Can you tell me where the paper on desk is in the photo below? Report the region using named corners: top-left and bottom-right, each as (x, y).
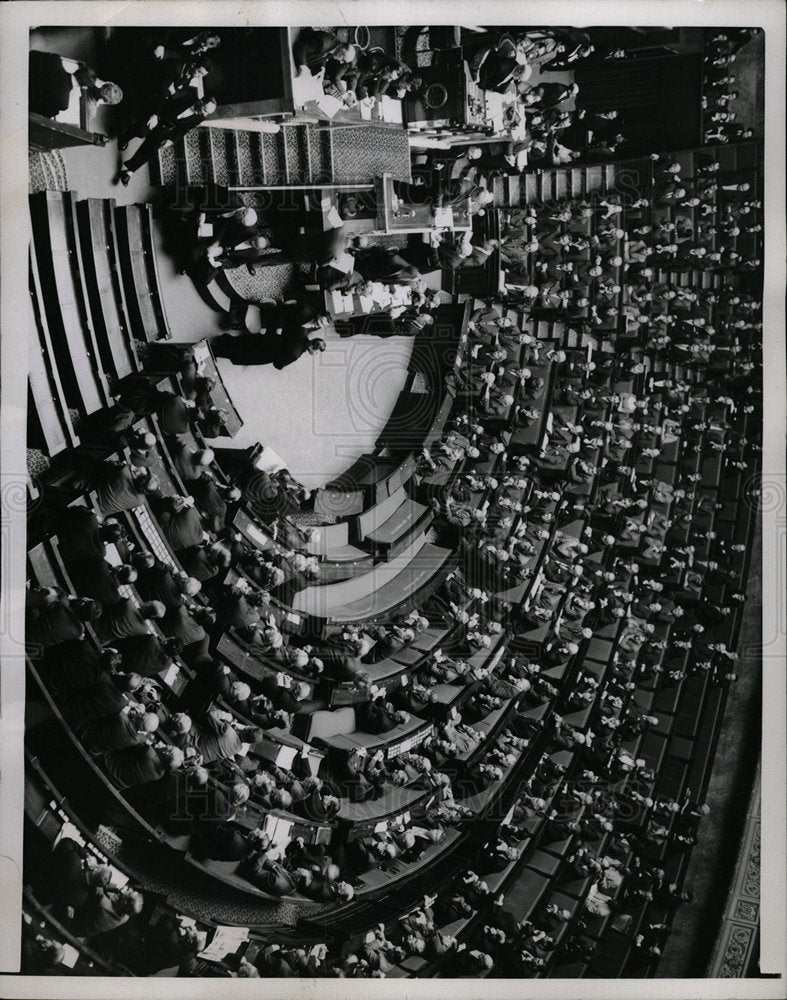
top-left (197, 222), bottom-right (214, 239)
top-left (252, 444), bottom-right (286, 473)
top-left (330, 290), bottom-right (347, 313)
top-left (433, 206), bottom-right (454, 228)
top-left (379, 96), bottom-right (403, 124)
top-left (265, 814), bottom-right (294, 846)
top-left (360, 99), bottom-right (373, 121)
top-left (197, 925), bottom-right (250, 962)
top-left (314, 93), bottom-right (344, 118)
top-left (59, 944), bottom-right (81, 969)
top-left (371, 283), bottom-right (391, 307)
top-left (54, 821), bottom-right (85, 848)
top-left (325, 206), bottom-right (345, 229)
top-left (359, 294), bottom-right (375, 313)
top-left (332, 250), bottom-right (355, 274)
top-left (109, 866), bottom-right (129, 889)
top-left (276, 744), bottom-right (298, 769)
top-left (161, 664), bottom-right (180, 688)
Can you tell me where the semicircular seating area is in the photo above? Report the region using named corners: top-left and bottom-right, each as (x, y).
top-left (22, 23), bottom-right (764, 982)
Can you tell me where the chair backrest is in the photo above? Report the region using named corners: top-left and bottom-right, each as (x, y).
top-left (302, 706), bottom-right (357, 743)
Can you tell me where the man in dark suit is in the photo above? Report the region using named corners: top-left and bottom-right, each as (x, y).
top-left (292, 28), bottom-right (355, 74)
top-left (344, 50), bottom-right (408, 99)
top-left (212, 313), bottom-right (328, 370)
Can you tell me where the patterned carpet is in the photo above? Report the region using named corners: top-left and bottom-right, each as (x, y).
top-left (328, 125), bottom-right (412, 184)
top-left (223, 261), bottom-right (305, 303)
top-left (91, 825), bottom-right (321, 928)
top-left (29, 150), bottom-right (69, 193)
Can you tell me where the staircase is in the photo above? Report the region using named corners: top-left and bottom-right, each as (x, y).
top-left (492, 158), bottom-right (651, 209)
top-left (153, 121), bottom-right (412, 197)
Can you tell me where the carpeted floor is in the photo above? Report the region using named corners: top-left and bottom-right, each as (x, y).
top-left (728, 34), bottom-right (765, 138)
top-left (203, 330), bottom-right (416, 489)
top-left (657, 511), bottom-right (763, 977)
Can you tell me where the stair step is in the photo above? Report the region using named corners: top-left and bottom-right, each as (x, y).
top-left (554, 171), bottom-right (570, 200)
top-left (155, 144), bottom-right (177, 186)
top-left (491, 174), bottom-right (507, 207)
top-left (306, 125), bottom-right (331, 185)
top-left (585, 165), bottom-right (604, 193)
top-left (182, 130), bottom-right (207, 186)
top-left (207, 129), bottom-right (230, 187)
top-left (506, 174), bottom-right (522, 207)
top-left (281, 125), bottom-right (308, 184)
top-left (259, 132), bottom-right (287, 184)
top-left (225, 130), bottom-right (242, 186)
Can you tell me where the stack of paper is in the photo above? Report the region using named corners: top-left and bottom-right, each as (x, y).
top-left (325, 206), bottom-right (345, 230)
top-left (332, 251), bottom-right (356, 274)
top-left (314, 94), bottom-right (344, 119)
top-left (433, 206), bottom-right (454, 228)
top-left (380, 96), bottom-right (404, 124)
top-left (252, 444), bottom-right (286, 473)
top-left (264, 814), bottom-right (294, 847)
top-left (275, 744), bottom-right (298, 770)
top-left (54, 821), bottom-right (85, 848)
top-left (59, 944), bottom-right (81, 970)
top-left (197, 925), bottom-right (250, 962)
top-left (371, 283), bottom-right (392, 307)
top-left (108, 866), bottom-right (129, 889)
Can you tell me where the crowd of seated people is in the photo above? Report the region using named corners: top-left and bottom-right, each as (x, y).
top-left (25, 19), bottom-right (763, 980)
top-left (292, 28), bottom-right (422, 107)
top-left (24, 275), bottom-right (761, 966)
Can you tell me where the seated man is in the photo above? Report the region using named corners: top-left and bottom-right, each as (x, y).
top-left (35, 837), bottom-right (112, 914)
top-left (133, 554), bottom-right (201, 609)
top-left (97, 598), bottom-right (166, 641)
top-left (89, 462), bottom-right (160, 517)
top-left (78, 706), bottom-right (160, 755)
top-left (292, 28), bottom-right (355, 75)
top-left (55, 507), bottom-right (127, 564)
top-left (72, 885), bottom-right (145, 940)
top-left (27, 594), bottom-right (102, 649)
top-left (107, 633), bottom-right (182, 677)
top-left (355, 695), bottom-right (410, 734)
top-left (65, 557), bottom-right (136, 608)
top-left (171, 709), bottom-right (262, 764)
top-left (103, 743), bottom-right (184, 791)
top-left (150, 494), bottom-right (206, 552)
top-left (42, 639), bottom-right (116, 697)
top-left (344, 50), bottom-right (409, 100)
